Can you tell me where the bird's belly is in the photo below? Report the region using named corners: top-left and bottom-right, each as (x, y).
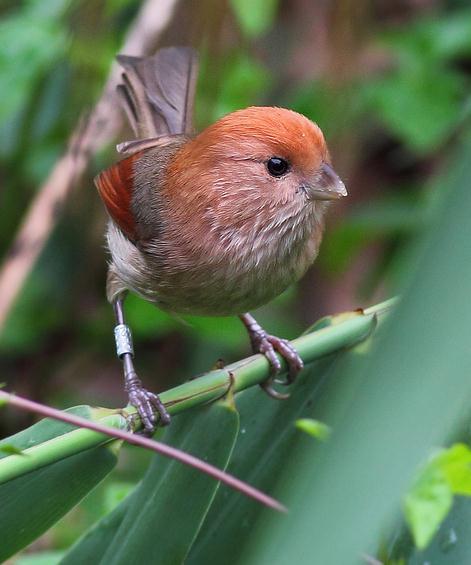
top-left (108, 218), bottom-right (321, 316)
top-left (144, 239), bottom-right (318, 316)
top-left (153, 267), bottom-right (288, 316)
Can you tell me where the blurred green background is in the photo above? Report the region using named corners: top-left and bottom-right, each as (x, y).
top-left (1, 0), bottom-right (471, 557)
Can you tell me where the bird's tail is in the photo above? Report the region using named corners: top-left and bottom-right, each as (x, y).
top-left (116, 47), bottom-right (199, 139)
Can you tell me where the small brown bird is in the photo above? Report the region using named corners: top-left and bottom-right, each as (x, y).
top-left (95, 47), bottom-right (347, 432)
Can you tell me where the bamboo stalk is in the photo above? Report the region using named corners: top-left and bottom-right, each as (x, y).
top-left (0, 301), bottom-right (396, 510)
top-left (161, 307), bottom-right (379, 415)
top-left (0, 414), bottom-right (125, 484)
top-left (0, 303), bottom-right (391, 481)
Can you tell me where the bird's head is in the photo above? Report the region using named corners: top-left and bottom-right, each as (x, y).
top-left (179, 106), bottom-right (346, 209)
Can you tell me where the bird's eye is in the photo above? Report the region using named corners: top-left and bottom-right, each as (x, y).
top-left (266, 157), bottom-right (289, 177)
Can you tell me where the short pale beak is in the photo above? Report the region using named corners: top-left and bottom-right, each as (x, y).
top-left (305, 162), bottom-right (348, 201)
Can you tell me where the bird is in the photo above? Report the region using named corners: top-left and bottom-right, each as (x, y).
top-left (95, 47), bottom-right (347, 433)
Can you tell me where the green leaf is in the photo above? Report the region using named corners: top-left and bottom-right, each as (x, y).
top-left (0, 406), bottom-right (118, 561)
top-left (295, 418), bottom-right (331, 441)
top-left (364, 10), bottom-right (471, 153)
top-left (366, 68), bottom-right (464, 153)
top-left (0, 444), bottom-right (26, 456)
top-left (391, 497), bottom-right (471, 563)
top-left (214, 52), bottom-right (271, 118)
top-left (230, 0), bottom-right (279, 37)
top-left (228, 133), bottom-right (471, 563)
top-left (382, 10), bottom-right (471, 63)
top-left (102, 481), bottom-right (135, 514)
top-left (437, 444), bottom-right (471, 496)
top-left (63, 402), bottom-right (239, 565)
top-left (402, 444), bottom-right (471, 549)
top-left (187, 356), bottom-right (339, 564)
top-left (0, 0), bottom-right (70, 126)
top-left (404, 457), bottom-right (453, 549)
top-left (60, 491), bottom-right (134, 564)
top-left (0, 405), bottom-right (101, 458)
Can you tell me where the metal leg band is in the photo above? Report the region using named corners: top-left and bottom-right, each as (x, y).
top-left (114, 324), bottom-right (134, 358)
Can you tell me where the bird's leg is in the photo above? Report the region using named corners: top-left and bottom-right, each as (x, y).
top-left (239, 313), bottom-right (304, 400)
top-left (113, 296), bottom-right (171, 432)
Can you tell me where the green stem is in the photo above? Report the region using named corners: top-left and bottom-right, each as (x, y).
top-left (0, 414), bottom-right (125, 484)
top-left (160, 309), bottom-right (378, 415)
top-left (0, 302), bottom-right (393, 489)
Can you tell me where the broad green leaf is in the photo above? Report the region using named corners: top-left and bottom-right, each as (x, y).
top-left (187, 355), bottom-right (341, 564)
top-left (63, 402), bottom-right (239, 565)
top-left (0, 406), bottom-right (118, 561)
top-left (60, 491), bottom-right (134, 564)
top-left (231, 134), bottom-right (471, 563)
top-left (0, 406), bottom-right (103, 457)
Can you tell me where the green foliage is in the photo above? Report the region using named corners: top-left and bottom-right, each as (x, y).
top-left (229, 0), bottom-right (279, 38)
top-left (404, 444), bottom-right (471, 549)
top-left (0, 407), bottom-right (118, 562)
top-left (321, 194), bottom-right (422, 274)
top-left (64, 402), bottom-right (238, 564)
top-left (0, 443), bottom-right (25, 455)
top-left (295, 418), bottom-right (331, 441)
top-left (234, 132), bottom-right (471, 564)
top-left (0, 0), bottom-right (70, 127)
top-left (0, 308), bottom-right (376, 561)
top-left (364, 10), bottom-right (471, 153)
top-left (186, 358), bottom-right (341, 564)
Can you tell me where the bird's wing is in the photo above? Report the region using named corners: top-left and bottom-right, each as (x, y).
top-left (116, 47), bottom-right (199, 139)
top-left (95, 151), bottom-right (139, 241)
top-left (95, 135), bottom-right (187, 241)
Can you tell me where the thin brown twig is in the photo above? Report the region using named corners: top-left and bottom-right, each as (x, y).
top-left (0, 390), bottom-right (286, 512)
top-left (0, 0), bottom-right (181, 331)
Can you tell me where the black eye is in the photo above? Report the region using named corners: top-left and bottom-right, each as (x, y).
top-left (266, 157), bottom-right (289, 177)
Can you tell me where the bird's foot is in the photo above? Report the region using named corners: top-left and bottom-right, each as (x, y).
top-left (259, 334), bottom-right (304, 383)
top-left (126, 378), bottom-right (171, 434)
top-left (255, 334), bottom-right (304, 398)
top-left (241, 313), bottom-right (303, 400)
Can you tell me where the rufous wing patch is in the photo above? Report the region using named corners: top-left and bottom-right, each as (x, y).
top-left (95, 154), bottom-right (137, 240)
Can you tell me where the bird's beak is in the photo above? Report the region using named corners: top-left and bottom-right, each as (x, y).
top-left (305, 162), bottom-right (347, 201)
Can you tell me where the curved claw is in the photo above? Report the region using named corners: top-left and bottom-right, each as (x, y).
top-left (269, 337), bottom-right (304, 385)
top-left (128, 386), bottom-right (171, 433)
top-left (257, 333), bottom-right (304, 387)
top-left (260, 378), bottom-right (291, 400)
